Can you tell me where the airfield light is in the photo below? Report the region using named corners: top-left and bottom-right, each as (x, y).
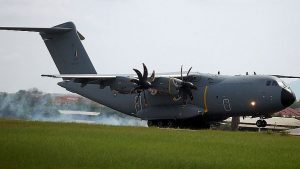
top-left (250, 101), bottom-right (256, 107)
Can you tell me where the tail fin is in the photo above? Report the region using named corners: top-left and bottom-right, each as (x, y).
top-left (0, 22), bottom-right (97, 74)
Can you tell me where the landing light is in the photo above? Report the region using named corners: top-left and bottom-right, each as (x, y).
top-left (250, 101), bottom-right (256, 106)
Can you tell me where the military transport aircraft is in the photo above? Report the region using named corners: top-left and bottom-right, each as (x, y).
top-left (0, 22), bottom-right (298, 129)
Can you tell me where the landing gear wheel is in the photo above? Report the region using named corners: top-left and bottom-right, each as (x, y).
top-left (157, 121), bottom-right (164, 128)
top-left (256, 119), bottom-right (267, 128)
top-left (262, 120), bottom-right (267, 127)
top-left (147, 120), bottom-right (154, 127)
top-left (166, 120), bottom-right (174, 128)
top-left (256, 119), bottom-right (263, 128)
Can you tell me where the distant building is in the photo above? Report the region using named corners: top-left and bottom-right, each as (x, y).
top-left (53, 95), bottom-right (81, 104)
top-left (274, 107), bottom-right (300, 118)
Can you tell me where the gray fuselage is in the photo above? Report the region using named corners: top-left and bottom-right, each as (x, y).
top-left (58, 73), bottom-right (295, 123)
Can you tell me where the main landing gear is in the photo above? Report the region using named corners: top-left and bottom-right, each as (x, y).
top-left (147, 120), bottom-right (176, 128)
top-left (256, 118), bottom-right (267, 128)
top-left (147, 119), bottom-right (211, 129)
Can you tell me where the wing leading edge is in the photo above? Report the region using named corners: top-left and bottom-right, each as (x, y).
top-left (271, 75), bottom-right (300, 79)
top-left (41, 73), bottom-right (192, 90)
top-left (41, 72), bottom-right (188, 79)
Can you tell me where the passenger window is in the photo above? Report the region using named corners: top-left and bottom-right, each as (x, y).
top-left (266, 81), bottom-right (271, 86)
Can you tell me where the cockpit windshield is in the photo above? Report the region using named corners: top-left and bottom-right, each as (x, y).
top-left (277, 80), bottom-right (288, 88)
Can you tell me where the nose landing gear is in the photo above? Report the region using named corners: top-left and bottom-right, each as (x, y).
top-left (256, 118), bottom-right (267, 128)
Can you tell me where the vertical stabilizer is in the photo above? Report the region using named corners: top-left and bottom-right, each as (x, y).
top-left (0, 22), bottom-right (97, 74)
top-left (40, 22), bottom-right (97, 74)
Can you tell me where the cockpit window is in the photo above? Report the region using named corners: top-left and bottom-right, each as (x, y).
top-left (266, 80), bottom-right (288, 88)
top-left (283, 81), bottom-right (288, 87)
top-left (272, 81), bottom-right (278, 86)
top-left (277, 80), bottom-right (287, 88)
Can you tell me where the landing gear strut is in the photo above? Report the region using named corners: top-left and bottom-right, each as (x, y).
top-left (147, 120), bottom-right (156, 127)
top-left (256, 118), bottom-right (267, 128)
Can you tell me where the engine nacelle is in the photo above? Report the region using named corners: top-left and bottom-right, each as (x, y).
top-left (110, 76), bottom-right (135, 94)
top-left (110, 76), bottom-right (183, 95)
top-left (151, 77), bottom-right (182, 95)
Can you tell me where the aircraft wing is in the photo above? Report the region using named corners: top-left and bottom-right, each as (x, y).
top-left (41, 72), bottom-right (191, 90)
top-left (271, 75), bottom-right (300, 79)
top-left (41, 72), bottom-right (188, 79)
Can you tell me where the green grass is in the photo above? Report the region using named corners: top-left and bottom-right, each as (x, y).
top-left (0, 119), bottom-right (299, 169)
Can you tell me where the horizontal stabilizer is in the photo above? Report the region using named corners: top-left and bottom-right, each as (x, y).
top-left (42, 74), bottom-right (117, 79)
top-left (0, 26), bottom-right (85, 40)
top-left (0, 27), bottom-right (72, 33)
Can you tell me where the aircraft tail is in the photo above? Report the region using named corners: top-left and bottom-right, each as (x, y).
top-left (0, 22), bottom-right (97, 74)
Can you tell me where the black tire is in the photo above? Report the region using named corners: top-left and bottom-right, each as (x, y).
top-left (262, 120), bottom-right (267, 128)
top-left (157, 121), bottom-right (164, 128)
top-left (147, 120), bottom-right (154, 127)
top-left (256, 120), bottom-right (263, 127)
top-left (166, 120), bottom-right (174, 128)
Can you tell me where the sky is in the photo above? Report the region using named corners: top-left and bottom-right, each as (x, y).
top-left (0, 0), bottom-right (300, 93)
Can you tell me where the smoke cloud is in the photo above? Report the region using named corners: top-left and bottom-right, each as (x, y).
top-left (0, 88), bottom-right (147, 127)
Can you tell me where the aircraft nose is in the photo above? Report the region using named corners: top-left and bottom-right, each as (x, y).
top-left (281, 88), bottom-right (296, 107)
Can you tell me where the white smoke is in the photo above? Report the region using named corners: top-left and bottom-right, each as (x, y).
top-left (0, 89), bottom-right (147, 127)
top-left (31, 111), bottom-right (147, 127)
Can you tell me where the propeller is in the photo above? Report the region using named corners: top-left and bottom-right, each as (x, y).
top-left (130, 63), bottom-right (155, 105)
top-left (173, 65), bottom-right (197, 103)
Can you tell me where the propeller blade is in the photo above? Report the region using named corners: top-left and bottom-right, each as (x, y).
top-left (187, 67), bottom-right (192, 76)
top-left (150, 70), bottom-right (155, 82)
top-left (181, 65), bottom-right (183, 80)
top-left (133, 69), bottom-right (143, 82)
top-left (172, 78), bottom-right (181, 88)
top-left (130, 79), bottom-right (139, 85)
top-left (142, 63), bottom-right (148, 82)
top-left (187, 82), bottom-right (197, 90)
top-left (187, 89), bottom-right (193, 101)
top-left (143, 91), bottom-right (148, 106)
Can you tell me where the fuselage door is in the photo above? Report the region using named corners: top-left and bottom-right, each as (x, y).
top-left (223, 98), bottom-right (231, 112)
